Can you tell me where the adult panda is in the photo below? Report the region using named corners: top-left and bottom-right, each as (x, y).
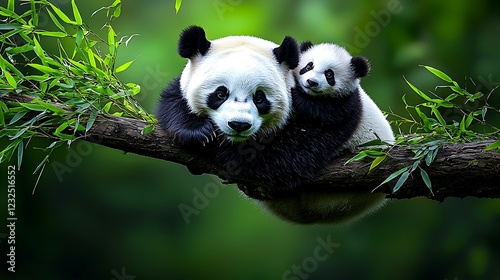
top-left (157, 26), bottom-right (309, 188)
top-left (156, 26), bottom-right (299, 147)
top-left (260, 42), bottom-right (395, 224)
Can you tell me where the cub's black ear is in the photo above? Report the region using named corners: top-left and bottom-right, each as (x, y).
top-left (178, 26), bottom-right (211, 59)
top-left (299, 41), bottom-right (313, 53)
top-left (273, 36), bottom-right (299, 69)
top-left (351, 56), bottom-right (370, 78)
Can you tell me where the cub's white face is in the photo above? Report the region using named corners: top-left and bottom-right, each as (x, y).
top-left (294, 43), bottom-right (360, 97)
top-left (180, 36), bottom-right (295, 142)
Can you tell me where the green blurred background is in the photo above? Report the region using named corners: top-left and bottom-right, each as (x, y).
top-left (1, 0), bottom-right (500, 279)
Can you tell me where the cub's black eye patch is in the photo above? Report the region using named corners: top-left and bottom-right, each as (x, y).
top-left (207, 86), bottom-right (229, 110)
top-left (299, 62), bottom-right (314, 75)
top-left (325, 69), bottom-right (335, 86)
top-left (253, 90), bottom-right (271, 114)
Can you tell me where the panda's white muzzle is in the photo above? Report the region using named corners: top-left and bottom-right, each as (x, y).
top-left (211, 100), bottom-right (262, 142)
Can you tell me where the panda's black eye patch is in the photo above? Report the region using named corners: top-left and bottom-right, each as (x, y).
top-left (325, 69), bottom-right (335, 86)
top-left (207, 86), bottom-right (229, 110)
top-left (253, 90), bottom-right (271, 115)
top-left (299, 62), bottom-right (314, 75)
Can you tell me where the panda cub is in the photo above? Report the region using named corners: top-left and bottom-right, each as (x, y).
top-left (295, 42), bottom-right (395, 151)
top-left (260, 42), bottom-right (395, 224)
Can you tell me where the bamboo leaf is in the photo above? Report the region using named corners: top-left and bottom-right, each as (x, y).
top-left (374, 167), bottom-right (409, 191)
top-left (445, 93), bottom-right (458, 102)
top-left (6, 44), bottom-right (34, 55)
top-left (485, 140), bottom-right (500, 151)
top-left (33, 154), bottom-right (50, 175)
top-left (17, 140), bottom-right (23, 169)
top-left (369, 155), bottom-right (386, 172)
top-left (49, 3), bottom-right (77, 25)
top-left (87, 48), bottom-right (96, 68)
top-left (9, 127), bottom-right (29, 140)
top-left (113, 3), bottom-right (121, 18)
top-left (86, 113), bottom-right (97, 132)
top-left (420, 168), bottom-right (433, 195)
top-left (393, 171), bottom-right (410, 193)
top-left (365, 149), bottom-right (386, 157)
top-left (459, 115), bottom-right (466, 132)
top-left (9, 111), bottom-right (28, 125)
top-left (405, 77), bottom-right (433, 102)
top-left (425, 150), bottom-right (435, 166)
top-left (422, 65), bottom-right (453, 83)
top-left (34, 100), bottom-right (66, 116)
top-left (71, 0), bottom-right (83, 25)
top-left (108, 26), bottom-right (116, 56)
top-left (115, 60), bottom-right (134, 73)
top-left (35, 31), bottom-right (68, 38)
top-left (431, 107), bottom-right (447, 126)
top-left (7, 0), bottom-right (14, 11)
top-left (141, 124), bottom-right (155, 135)
top-left (357, 139), bottom-right (391, 147)
top-left (465, 113), bottom-right (474, 128)
top-left (175, 0), bottom-right (182, 13)
top-left (102, 101), bottom-right (113, 113)
top-left (28, 63), bottom-right (60, 75)
top-left (54, 122), bottom-right (69, 135)
top-left (19, 103), bottom-right (46, 112)
top-left (32, 37), bottom-right (47, 62)
top-left (345, 151), bottom-right (367, 164)
top-left (482, 108), bottom-right (487, 121)
top-left (4, 69), bottom-right (17, 88)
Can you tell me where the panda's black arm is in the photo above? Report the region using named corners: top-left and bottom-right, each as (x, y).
top-left (156, 77), bottom-right (216, 146)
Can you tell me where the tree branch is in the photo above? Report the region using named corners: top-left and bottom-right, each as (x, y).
top-left (3, 94), bottom-right (500, 201)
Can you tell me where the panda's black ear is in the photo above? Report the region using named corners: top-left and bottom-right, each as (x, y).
top-left (273, 36), bottom-right (299, 69)
top-left (299, 41), bottom-right (313, 53)
top-left (351, 56), bottom-right (370, 78)
top-left (178, 26), bottom-right (211, 59)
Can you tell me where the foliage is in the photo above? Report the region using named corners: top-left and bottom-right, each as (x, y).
top-left (350, 66), bottom-right (500, 194)
top-left (0, 0), bottom-right (155, 183)
top-left (175, 0), bottom-right (182, 14)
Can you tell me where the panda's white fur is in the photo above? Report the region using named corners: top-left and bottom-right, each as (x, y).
top-left (260, 43), bottom-right (395, 224)
top-left (179, 35), bottom-right (296, 141)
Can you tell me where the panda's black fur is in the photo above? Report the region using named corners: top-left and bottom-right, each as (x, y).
top-left (235, 84), bottom-right (363, 198)
top-left (156, 27), bottom-right (366, 200)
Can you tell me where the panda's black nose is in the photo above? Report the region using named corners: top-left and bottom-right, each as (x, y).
top-left (307, 79), bottom-right (319, 88)
top-left (228, 121), bottom-right (252, 133)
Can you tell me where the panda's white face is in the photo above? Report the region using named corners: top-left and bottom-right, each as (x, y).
top-left (180, 36), bottom-right (295, 142)
top-left (295, 43), bottom-right (361, 97)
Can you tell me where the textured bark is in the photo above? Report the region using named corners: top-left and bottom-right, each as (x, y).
top-left (3, 94), bottom-right (500, 200)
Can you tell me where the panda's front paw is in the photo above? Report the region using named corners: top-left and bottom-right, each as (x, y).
top-left (174, 119), bottom-right (217, 146)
